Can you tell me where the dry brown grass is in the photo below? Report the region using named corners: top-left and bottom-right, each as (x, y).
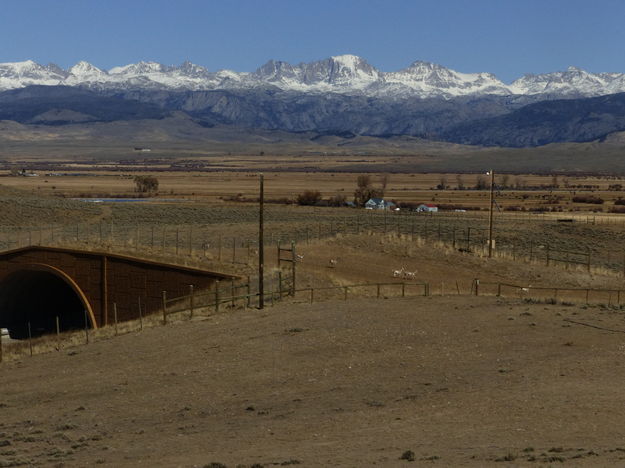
top-left (4, 168), bottom-right (625, 212)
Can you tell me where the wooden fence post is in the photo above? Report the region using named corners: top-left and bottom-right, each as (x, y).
top-left (401, 282), bottom-right (405, 297)
top-left (546, 245), bottom-right (550, 266)
top-left (28, 322), bottom-right (33, 356)
top-left (291, 240), bottom-right (296, 295)
top-left (246, 275), bottom-right (251, 308)
top-left (215, 281), bottom-right (220, 313)
top-left (162, 291), bottom-right (167, 325)
top-left (138, 297), bottom-right (143, 330)
top-left (56, 316), bottom-right (60, 351)
top-left (474, 279), bottom-right (479, 296)
top-left (377, 283), bottom-right (381, 298)
top-left (113, 303), bottom-right (118, 335)
top-left (84, 310), bottom-right (89, 344)
top-left (189, 284), bottom-right (195, 319)
top-left (310, 287), bottom-right (314, 304)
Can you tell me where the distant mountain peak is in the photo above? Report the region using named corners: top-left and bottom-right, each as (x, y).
top-left (0, 57), bottom-right (624, 98)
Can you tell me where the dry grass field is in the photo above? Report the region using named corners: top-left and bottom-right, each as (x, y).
top-left (4, 294), bottom-right (625, 467)
top-left (3, 162), bottom-right (625, 466)
top-left (2, 168), bottom-right (625, 213)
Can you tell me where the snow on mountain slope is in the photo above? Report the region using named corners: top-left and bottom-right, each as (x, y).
top-left (383, 61), bottom-right (510, 97)
top-left (510, 66), bottom-right (616, 96)
top-left (0, 60), bottom-right (66, 89)
top-left (0, 57), bottom-right (624, 99)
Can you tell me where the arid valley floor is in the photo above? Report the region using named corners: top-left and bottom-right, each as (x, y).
top-left (2, 164), bottom-right (625, 467)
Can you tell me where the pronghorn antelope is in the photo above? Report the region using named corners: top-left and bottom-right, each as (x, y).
top-left (296, 254), bottom-right (304, 262)
top-left (392, 267), bottom-right (405, 278)
top-left (329, 259), bottom-right (338, 268)
top-left (403, 270), bottom-right (417, 280)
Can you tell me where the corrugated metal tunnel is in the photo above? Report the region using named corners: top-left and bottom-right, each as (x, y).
top-left (0, 268), bottom-right (91, 339)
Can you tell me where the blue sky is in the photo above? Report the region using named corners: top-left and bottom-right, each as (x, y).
top-left (1, 0), bottom-right (624, 82)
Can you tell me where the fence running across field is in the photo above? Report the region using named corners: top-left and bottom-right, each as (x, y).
top-left (1, 209), bottom-right (625, 275)
top-left (3, 273), bottom-right (625, 364)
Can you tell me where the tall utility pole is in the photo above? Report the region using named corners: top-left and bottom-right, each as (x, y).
top-left (258, 174), bottom-right (265, 309)
top-left (488, 169), bottom-right (495, 258)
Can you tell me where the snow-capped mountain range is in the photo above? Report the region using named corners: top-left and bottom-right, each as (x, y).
top-left (1, 55), bottom-right (625, 99)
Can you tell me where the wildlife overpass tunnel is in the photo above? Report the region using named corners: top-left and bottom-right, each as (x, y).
top-left (0, 246), bottom-right (235, 339)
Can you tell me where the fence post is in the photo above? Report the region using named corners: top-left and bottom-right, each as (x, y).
top-left (377, 283), bottom-right (381, 298)
top-left (497, 283), bottom-right (502, 297)
top-left (114, 303), bottom-right (118, 335)
top-left (546, 245), bottom-right (550, 266)
top-left (162, 291), bottom-right (167, 325)
top-left (138, 297), bottom-right (143, 330)
top-left (291, 240), bottom-right (296, 295)
top-left (310, 287), bottom-right (314, 304)
top-left (28, 322), bottom-right (33, 356)
top-left (215, 281), bottom-right (220, 313)
top-left (56, 316), bottom-right (60, 351)
top-left (246, 275), bottom-right (251, 308)
top-left (401, 282), bottom-right (405, 297)
top-left (189, 284), bottom-right (195, 319)
top-left (474, 279), bottom-right (479, 296)
top-left (84, 310), bottom-right (89, 344)
top-left (231, 279), bottom-right (235, 307)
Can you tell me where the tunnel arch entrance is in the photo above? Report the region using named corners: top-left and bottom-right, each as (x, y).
top-left (0, 264), bottom-right (95, 339)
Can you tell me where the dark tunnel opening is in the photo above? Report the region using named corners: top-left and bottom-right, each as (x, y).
top-left (0, 269), bottom-right (91, 339)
